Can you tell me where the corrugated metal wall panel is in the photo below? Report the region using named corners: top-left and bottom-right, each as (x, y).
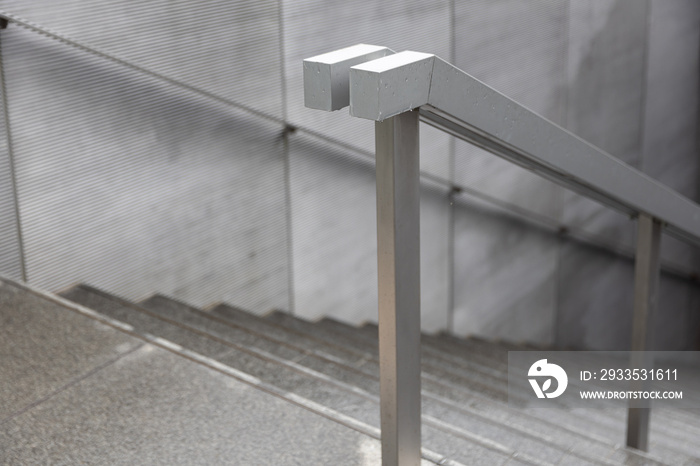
top-left (0, 38), bottom-right (21, 280)
top-left (0, 0), bottom-right (284, 119)
top-left (4, 25), bottom-right (289, 312)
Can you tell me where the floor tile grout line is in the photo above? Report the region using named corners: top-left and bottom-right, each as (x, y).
top-left (0, 342), bottom-right (145, 426)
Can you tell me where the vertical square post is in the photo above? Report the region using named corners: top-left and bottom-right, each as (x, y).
top-left (626, 213), bottom-right (661, 451)
top-left (375, 110), bottom-right (421, 465)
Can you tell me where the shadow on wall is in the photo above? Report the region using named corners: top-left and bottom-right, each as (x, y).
top-left (555, 0), bottom-right (700, 352)
top-left (558, 0), bottom-right (647, 254)
top-left (556, 237), bottom-right (700, 352)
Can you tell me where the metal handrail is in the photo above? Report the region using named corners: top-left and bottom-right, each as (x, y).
top-left (304, 44), bottom-right (692, 464)
top-left (307, 46), bottom-right (700, 246)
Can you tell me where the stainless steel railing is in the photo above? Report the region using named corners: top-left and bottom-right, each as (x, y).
top-left (304, 44), bottom-right (700, 464)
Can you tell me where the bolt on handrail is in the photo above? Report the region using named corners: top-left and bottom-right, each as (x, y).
top-left (303, 44), bottom-right (698, 463)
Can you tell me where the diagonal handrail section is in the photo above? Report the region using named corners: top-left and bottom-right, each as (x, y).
top-left (344, 50), bottom-right (700, 247)
top-left (304, 44), bottom-right (697, 462)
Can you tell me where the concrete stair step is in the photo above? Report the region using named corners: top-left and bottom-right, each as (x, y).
top-left (12, 268), bottom-right (697, 466)
top-left (0, 279), bottom-right (407, 466)
top-left (262, 315), bottom-right (535, 408)
top-left (262, 313), bottom-right (511, 403)
top-left (426, 333), bottom-right (700, 461)
top-left (57, 285), bottom-right (380, 426)
top-left (316, 318), bottom-right (514, 386)
top-left (202, 300), bottom-right (372, 368)
top-left (215, 306), bottom-right (603, 443)
top-left (332, 320), bottom-right (505, 383)
top-left (297, 318), bottom-right (700, 457)
top-left (360, 322), bottom-right (514, 377)
top-left (59, 286), bottom-right (693, 465)
top-left (141, 300), bottom-right (607, 465)
top-left (423, 336), bottom-right (700, 461)
top-left (258, 315), bottom-right (675, 464)
top-left (58, 286), bottom-right (524, 465)
top-left (431, 335), bottom-right (700, 451)
top-left (276, 317), bottom-right (611, 425)
top-left (263, 311), bottom-right (697, 464)
top-left (429, 337), bottom-right (700, 446)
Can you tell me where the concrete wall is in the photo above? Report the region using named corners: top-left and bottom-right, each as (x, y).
top-left (0, 0), bottom-right (698, 349)
top-left (556, 0), bottom-right (700, 351)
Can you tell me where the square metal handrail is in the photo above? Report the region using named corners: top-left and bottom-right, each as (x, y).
top-left (303, 44), bottom-right (700, 464)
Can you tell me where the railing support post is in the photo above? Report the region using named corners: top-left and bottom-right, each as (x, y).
top-left (375, 110), bottom-right (421, 466)
top-left (626, 213), bottom-right (661, 451)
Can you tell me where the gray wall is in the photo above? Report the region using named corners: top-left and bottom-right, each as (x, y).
top-left (0, 0), bottom-right (698, 350)
top-left (0, 50), bottom-right (20, 281)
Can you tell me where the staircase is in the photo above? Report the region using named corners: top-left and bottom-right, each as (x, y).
top-left (54, 283), bottom-right (700, 465)
top-left (2, 276), bottom-right (699, 464)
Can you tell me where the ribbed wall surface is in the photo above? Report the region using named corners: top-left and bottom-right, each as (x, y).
top-left (289, 131), bottom-right (450, 331)
top-left (1, 24), bottom-right (289, 311)
top-left (0, 42), bottom-right (20, 280)
top-left (0, 1), bottom-right (697, 347)
top-left (0, 0), bottom-right (284, 118)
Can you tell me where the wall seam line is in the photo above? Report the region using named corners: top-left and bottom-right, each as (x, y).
top-left (277, 0), bottom-right (296, 316)
top-left (0, 26), bottom-right (26, 282)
